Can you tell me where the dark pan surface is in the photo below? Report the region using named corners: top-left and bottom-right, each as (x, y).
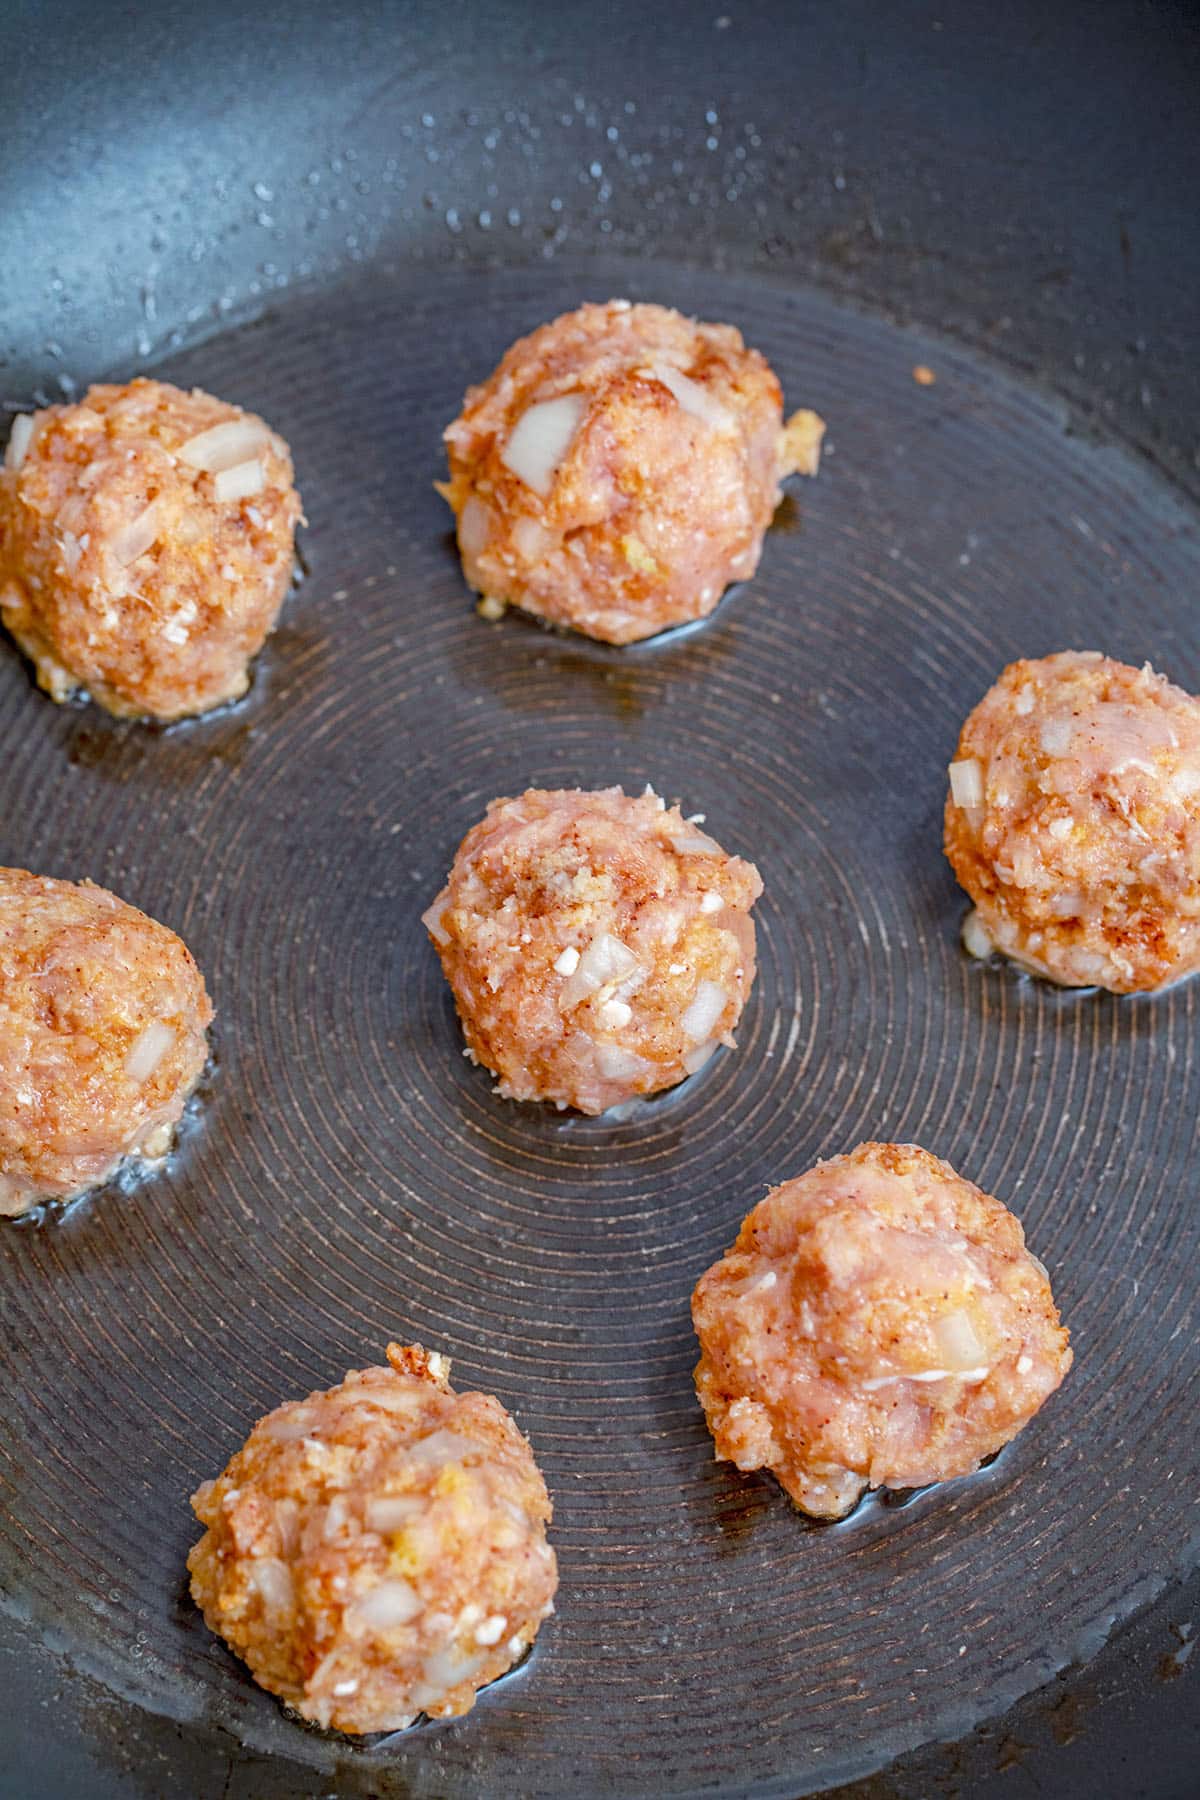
top-left (1, 261), bottom-right (1199, 1797)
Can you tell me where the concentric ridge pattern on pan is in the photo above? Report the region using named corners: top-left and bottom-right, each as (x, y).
top-left (0, 263), bottom-right (1198, 1798)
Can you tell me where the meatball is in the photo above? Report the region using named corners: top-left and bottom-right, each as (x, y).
top-left (423, 785), bottom-right (763, 1114)
top-left (188, 1343), bottom-right (558, 1735)
top-left (0, 867), bottom-right (213, 1215)
top-left (692, 1142), bottom-right (1071, 1519)
top-left (440, 299), bottom-right (824, 644)
top-left (944, 651), bottom-right (1200, 992)
top-left (0, 378), bottom-right (302, 720)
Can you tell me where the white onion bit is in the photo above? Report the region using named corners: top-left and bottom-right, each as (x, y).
top-left (682, 1038), bottom-right (719, 1075)
top-left (651, 362), bottom-right (736, 432)
top-left (682, 980), bottom-right (728, 1042)
top-left (596, 1043), bottom-right (649, 1080)
top-left (125, 1020), bottom-right (175, 1083)
top-left (365, 1495), bottom-right (424, 1532)
top-left (177, 417), bottom-right (269, 472)
top-left (408, 1428), bottom-right (482, 1465)
top-left (559, 931), bottom-right (640, 1008)
top-left (500, 393), bottom-right (586, 495)
top-left (354, 1578), bottom-right (421, 1630)
top-left (112, 500), bottom-right (160, 566)
top-left (671, 829), bottom-right (722, 856)
top-left (553, 945), bottom-right (580, 976)
top-left (1039, 718), bottom-right (1074, 756)
top-left (961, 909), bottom-right (994, 961)
top-left (214, 458), bottom-right (265, 503)
top-left (934, 1308), bottom-right (988, 1371)
top-left (5, 414), bottom-right (34, 472)
top-left (250, 1558), bottom-right (294, 1613)
top-left (948, 758), bottom-right (984, 809)
top-left (421, 896), bottom-right (451, 946)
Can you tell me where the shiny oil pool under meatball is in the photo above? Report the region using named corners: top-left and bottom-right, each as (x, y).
top-left (2, 265), bottom-right (1199, 1800)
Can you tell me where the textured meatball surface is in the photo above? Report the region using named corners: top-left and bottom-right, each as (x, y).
top-left (441, 299), bottom-right (823, 644)
top-left (0, 867), bottom-right (212, 1214)
top-left (0, 378), bottom-right (302, 720)
top-left (188, 1344), bottom-right (557, 1735)
top-left (424, 785), bottom-right (763, 1113)
top-left (944, 650), bottom-right (1200, 992)
top-left (692, 1142), bottom-right (1071, 1519)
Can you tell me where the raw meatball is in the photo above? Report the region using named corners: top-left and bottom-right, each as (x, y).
top-left (692, 1142), bottom-right (1071, 1519)
top-left (0, 378), bottom-right (302, 720)
top-left (188, 1343), bottom-right (557, 1735)
top-left (945, 650), bottom-right (1200, 991)
top-left (440, 299), bottom-right (824, 644)
top-left (0, 867), bottom-right (213, 1215)
top-left (423, 785), bottom-right (763, 1114)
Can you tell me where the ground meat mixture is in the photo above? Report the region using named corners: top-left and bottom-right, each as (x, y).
top-left (423, 785), bottom-right (763, 1113)
top-left (440, 299), bottom-right (824, 644)
top-left (692, 1142), bottom-right (1071, 1519)
top-left (944, 650), bottom-right (1200, 991)
top-left (0, 867), bottom-right (212, 1215)
top-left (188, 1344), bottom-right (557, 1735)
top-left (0, 378), bottom-right (302, 720)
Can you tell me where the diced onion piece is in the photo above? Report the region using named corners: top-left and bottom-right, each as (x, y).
top-left (652, 362), bottom-right (736, 432)
top-left (1039, 717), bottom-right (1073, 756)
top-left (500, 393), bottom-right (585, 495)
top-left (948, 758), bottom-right (984, 810)
top-left (934, 1308), bottom-right (988, 1371)
top-left (5, 414), bottom-right (34, 472)
top-left (112, 500), bottom-right (160, 566)
top-left (598, 997), bottom-right (632, 1029)
top-left (323, 1494), bottom-right (351, 1540)
top-left (264, 1408), bottom-right (316, 1442)
top-left (274, 1497), bottom-right (300, 1556)
top-left (682, 1038), bottom-right (718, 1075)
top-left (511, 514), bottom-right (548, 558)
top-left (671, 829), bottom-right (722, 856)
top-left (365, 1495), bottom-right (425, 1532)
top-left (553, 945), bottom-right (580, 976)
top-left (59, 530), bottom-right (82, 574)
top-left (682, 980), bottom-right (728, 1042)
top-left (420, 1646), bottom-right (487, 1692)
top-left (459, 494), bottom-right (491, 557)
top-left (177, 417), bottom-right (269, 472)
top-left (214, 458), bottom-right (265, 503)
top-left (342, 1387), bottom-right (424, 1416)
top-left (125, 1020), bottom-right (175, 1083)
top-left (354, 1578), bottom-right (421, 1630)
top-left (560, 931), bottom-right (641, 1008)
top-left (249, 1557), bottom-right (294, 1613)
top-left (474, 1614), bottom-right (507, 1646)
top-left (408, 1428), bottom-right (482, 1465)
top-left (421, 895), bottom-right (451, 946)
top-left (596, 1043), bottom-right (648, 1080)
top-left (961, 909), bottom-right (994, 961)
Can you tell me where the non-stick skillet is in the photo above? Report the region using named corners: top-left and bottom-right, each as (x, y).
top-left (1, 2), bottom-right (1197, 1796)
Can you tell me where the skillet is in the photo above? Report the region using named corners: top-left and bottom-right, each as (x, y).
top-left (1, 2), bottom-right (1198, 1795)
